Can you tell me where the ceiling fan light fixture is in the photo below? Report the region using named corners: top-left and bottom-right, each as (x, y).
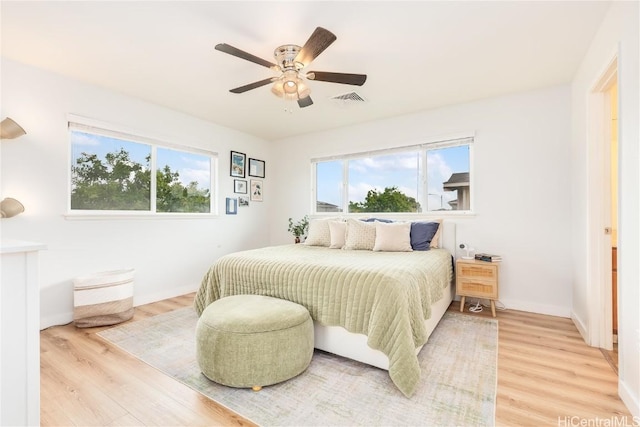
top-left (297, 81), bottom-right (311, 99)
top-left (272, 70), bottom-right (310, 101)
top-left (271, 79), bottom-right (297, 101)
top-left (271, 79), bottom-right (285, 97)
top-left (284, 80), bottom-right (298, 94)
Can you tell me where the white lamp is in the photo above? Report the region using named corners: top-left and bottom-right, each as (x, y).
top-left (1, 197), bottom-right (25, 218)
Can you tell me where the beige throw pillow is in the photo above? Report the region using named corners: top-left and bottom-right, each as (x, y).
top-left (343, 219), bottom-right (376, 250)
top-left (304, 218), bottom-right (333, 247)
top-left (429, 219), bottom-right (443, 248)
top-left (329, 221), bottom-right (347, 249)
top-left (373, 221), bottom-right (413, 252)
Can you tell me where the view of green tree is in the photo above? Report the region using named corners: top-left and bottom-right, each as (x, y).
top-left (156, 165), bottom-right (210, 213)
top-left (348, 186), bottom-right (420, 213)
top-left (71, 148), bottom-right (210, 212)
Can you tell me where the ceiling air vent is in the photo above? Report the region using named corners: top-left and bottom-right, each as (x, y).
top-left (331, 91), bottom-right (366, 103)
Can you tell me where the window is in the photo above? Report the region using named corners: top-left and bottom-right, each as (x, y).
top-left (426, 144), bottom-right (471, 211)
top-left (315, 160), bottom-right (343, 212)
top-left (69, 120), bottom-right (216, 214)
top-left (313, 136), bottom-right (472, 214)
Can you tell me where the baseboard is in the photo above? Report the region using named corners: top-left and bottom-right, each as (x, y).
top-left (494, 298), bottom-right (571, 318)
top-left (132, 283), bottom-right (200, 307)
top-left (571, 310), bottom-right (590, 345)
top-left (619, 378), bottom-right (640, 418)
top-left (41, 312), bottom-right (74, 330)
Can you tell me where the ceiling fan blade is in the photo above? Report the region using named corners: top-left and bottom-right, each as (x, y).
top-left (306, 71), bottom-right (367, 86)
top-left (294, 27), bottom-right (337, 67)
top-left (215, 43), bottom-right (276, 69)
top-left (298, 96), bottom-right (313, 108)
top-left (230, 77), bottom-right (276, 94)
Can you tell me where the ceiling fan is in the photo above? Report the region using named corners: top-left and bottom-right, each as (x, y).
top-left (215, 27), bottom-right (367, 108)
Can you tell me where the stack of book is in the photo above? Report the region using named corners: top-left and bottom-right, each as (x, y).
top-left (475, 253), bottom-right (502, 262)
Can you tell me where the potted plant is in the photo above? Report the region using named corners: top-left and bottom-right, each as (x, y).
top-left (288, 216), bottom-right (309, 243)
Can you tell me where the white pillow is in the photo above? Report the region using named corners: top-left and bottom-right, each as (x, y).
top-left (373, 221), bottom-right (413, 252)
top-left (304, 218), bottom-right (333, 247)
top-left (343, 219), bottom-right (376, 250)
top-left (328, 220), bottom-right (347, 249)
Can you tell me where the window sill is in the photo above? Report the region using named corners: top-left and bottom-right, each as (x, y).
top-left (311, 211), bottom-right (477, 219)
top-left (64, 212), bottom-right (220, 221)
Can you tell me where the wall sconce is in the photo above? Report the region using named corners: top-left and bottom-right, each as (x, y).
top-left (1, 198), bottom-right (25, 218)
top-left (0, 117), bottom-right (27, 140)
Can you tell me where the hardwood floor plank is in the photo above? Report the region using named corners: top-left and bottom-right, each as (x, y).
top-left (41, 294), bottom-right (254, 427)
top-left (40, 295), bottom-right (630, 426)
top-left (106, 413), bottom-right (145, 427)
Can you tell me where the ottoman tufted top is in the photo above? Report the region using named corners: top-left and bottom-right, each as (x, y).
top-left (200, 295), bottom-right (310, 334)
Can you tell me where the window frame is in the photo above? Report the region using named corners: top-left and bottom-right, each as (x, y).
top-left (311, 134), bottom-right (475, 216)
top-left (66, 115), bottom-right (218, 219)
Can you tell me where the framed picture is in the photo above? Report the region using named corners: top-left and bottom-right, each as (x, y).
top-left (238, 196), bottom-right (249, 207)
top-left (250, 179), bottom-right (263, 202)
top-left (234, 179), bottom-right (247, 194)
top-left (248, 158), bottom-right (265, 178)
top-left (225, 197), bottom-right (237, 214)
top-left (230, 151), bottom-right (246, 178)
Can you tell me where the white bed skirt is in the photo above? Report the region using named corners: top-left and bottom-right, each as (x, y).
top-left (313, 220), bottom-right (456, 370)
top-left (313, 282), bottom-right (454, 370)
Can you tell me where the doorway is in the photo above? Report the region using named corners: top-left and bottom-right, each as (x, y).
top-left (609, 81), bottom-right (618, 343)
top-left (600, 80), bottom-right (619, 373)
top-left (586, 55), bottom-right (617, 353)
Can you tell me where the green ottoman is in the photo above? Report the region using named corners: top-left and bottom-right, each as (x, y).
top-left (196, 295), bottom-right (314, 390)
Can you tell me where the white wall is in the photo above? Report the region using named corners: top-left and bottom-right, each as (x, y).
top-left (0, 59), bottom-right (272, 329)
top-left (570, 2), bottom-right (639, 417)
top-left (270, 85), bottom-right (573, 317)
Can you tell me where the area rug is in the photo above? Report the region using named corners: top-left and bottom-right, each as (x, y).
top-left (98, 307), bottom-right (498, 426)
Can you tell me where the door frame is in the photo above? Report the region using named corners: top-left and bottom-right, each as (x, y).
top-left (586, 53), bottom-right (618, 350)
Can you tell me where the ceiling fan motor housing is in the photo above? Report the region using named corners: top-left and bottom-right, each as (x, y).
top-left (274, 45), bottom-right (303, 71)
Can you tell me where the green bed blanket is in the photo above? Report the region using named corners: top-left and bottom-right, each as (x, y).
top-left (194, 244), bottom-right (453, 397)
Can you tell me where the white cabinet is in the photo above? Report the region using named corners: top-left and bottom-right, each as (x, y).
top-left (1, 239), bottom-right (45, 427)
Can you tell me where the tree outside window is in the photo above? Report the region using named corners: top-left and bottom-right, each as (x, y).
top-left (70, 128), bottom-right (214, 214)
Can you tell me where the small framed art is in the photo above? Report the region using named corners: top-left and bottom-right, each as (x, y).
top-left (225, 197), bottom-right (237, 215)
top-left (238, 196), bottom-right (249, 207)
top-left (248, 158), bottom-right (265, 178)
top-left (250, 179), bottom-right (263, 202)
top-left (234, 179), bottom-right (247, 194)
top-left (230, 151), bottom-right (246, 178)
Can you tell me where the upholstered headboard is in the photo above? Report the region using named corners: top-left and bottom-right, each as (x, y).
top-left (440, 220), bottom-right (456, 258)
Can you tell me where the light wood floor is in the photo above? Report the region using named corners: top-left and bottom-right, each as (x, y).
top-left (41, 294), bottom-right (631, 426)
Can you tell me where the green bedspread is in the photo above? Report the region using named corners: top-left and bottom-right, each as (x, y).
top-left (194, 244), bottom-right (453, 397)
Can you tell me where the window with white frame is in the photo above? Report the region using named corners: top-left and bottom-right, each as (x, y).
top-left (69, 121), bottom-right (216, 214)
top-left (313, 136), bottom-right (473, 214)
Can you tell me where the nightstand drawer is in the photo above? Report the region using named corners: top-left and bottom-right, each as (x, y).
top-left (457, 264), bottom-right (497, 280)
top-left (457, 278), bottom-right (498, 299)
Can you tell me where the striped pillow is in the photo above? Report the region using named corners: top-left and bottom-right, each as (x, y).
top-left (73, 269), bottom-right (135, 328)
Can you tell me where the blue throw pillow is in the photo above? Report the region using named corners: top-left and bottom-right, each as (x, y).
top-left (410, 221), bottom-right (440, 251)
top-left (361, 218), bottom-right (394, 223)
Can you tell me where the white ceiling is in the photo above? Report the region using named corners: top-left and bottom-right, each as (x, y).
top-left (1, 1), bottom-right (610, 141)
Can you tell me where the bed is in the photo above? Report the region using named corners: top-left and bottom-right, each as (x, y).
top-left (194, 220), bottom-right (455, 397)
